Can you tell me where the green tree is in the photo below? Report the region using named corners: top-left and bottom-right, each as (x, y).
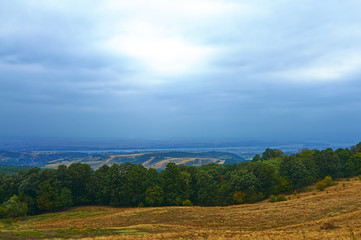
top-left (1, 195), bottom-right (28, 218)
top-left (344, 153), bottom-right (361, 177)
top-left (94, 165), bottom-right (110, 205)
top-left (252, 154), bottom-right (261, 162)
top-left (36, 181), bottom-right (56, 212)
top-left (276, 176), bottom-right (293, 193)
top-left (195, 170), bottom-right (218, 206)
top-left (55, 187), bottom-right (72, 210)
top-left (232, 191), bottom-right (246, 204)
top-left (335, 148), bottom-right (353, 177)
top-left (314, 148), bottom-right (341, 178)
top-left (68, 163), bottom-right (94, 205)
top-left (229, 168), bottom-right (262, 203)
top-left (279, 155), bottom-right (312, 189)
top-left (261, 148), bottom-right (284, 160)
top-left (229, 168), bottom-right (258, 192)
top-left (55, 165), bottom-right (71, 189)
top-left (145, 185), bottom-right (164, 206)
top-left (161, 163), bottom-right (191, 205)
top-left (297, 149), bottom-right (319, 182)
top-left (351, 142), bottom-right (361, 154)
top-left (245, 162), bottom-right (277, 195)
top-left (120, 163), bottom-right (148, 207)
top-left (18, 168), bottom-right (41, 214)
top-left (216, 184), bottom-right (232, 206)
top-left (102, 164), bottom-right (122, 206)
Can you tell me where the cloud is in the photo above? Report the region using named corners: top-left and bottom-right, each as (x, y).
top-left (268, 50), bottom-right (361, 83)
top-left (1, 0), bottom-right (361, 141)
top-left (102, 22), bottom-right (217, 74)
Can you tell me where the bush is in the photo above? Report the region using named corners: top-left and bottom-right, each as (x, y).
top-left (182, 200), bottom-right (193, 206)
top-left (269, 194), bottom-right (287, 203)
top-left (276, 194), bottom-right (287, 201)
top-left (320, 222), bottom-right (338, 230)
top-left (269, 195), bottom-right (276, 203)
top-left (0, 195), bottom-right (28, 219)
top-left (316, 176), bottom-right (336, 191)
top-left (232, 191), bottom-right (246, 204)
top-left (276, 177), bottom-right (293, 193)
top-left (0, 205), bottom-right (6, 218)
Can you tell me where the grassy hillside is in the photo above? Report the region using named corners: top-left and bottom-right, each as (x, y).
top-left (1, 177), bottom-right (361, 239)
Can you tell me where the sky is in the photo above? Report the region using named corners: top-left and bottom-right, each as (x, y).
top-left (1, 0), bottom-right (361, 143)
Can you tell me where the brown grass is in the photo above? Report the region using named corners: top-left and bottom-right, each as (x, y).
top-left (2, 177), bottom-right (361, 239)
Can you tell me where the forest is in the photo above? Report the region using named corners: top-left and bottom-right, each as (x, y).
top-left (1, 142), bottom-right (361, 219)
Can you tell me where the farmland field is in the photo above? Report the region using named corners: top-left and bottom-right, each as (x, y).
top-left (0, 150), bottom-right (244, 170)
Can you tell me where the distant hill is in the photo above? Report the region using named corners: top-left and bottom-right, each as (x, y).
top-left (0, 150), bottom-right (245, 169)
top-left (0, 165), bottom-right (33, 174)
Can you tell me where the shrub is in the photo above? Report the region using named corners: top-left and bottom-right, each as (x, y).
top-left (316, 176), bottom-right (336, 191)
top-left (269, 194), bottom-right (287, 202)
top-left (276, 194), bottom-right (287, 202)
top-left (182, 200), bottom-right (193, 206)
top-left (0, 195), bottom-right (28, 219)
top-left (328, 212), bottom-right (340, 217)
top-left (269, 195), bottom-right (276, 203)
top-left (276, 177), bottom-right (293, 193)
top-left (0, 205), bottom-right (6, 218)
top-left (320, 222), bottom-right (338, 230)
top-left (233, 191), bottom-right (246, 204)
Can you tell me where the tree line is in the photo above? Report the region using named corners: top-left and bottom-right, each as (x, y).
top-left (1, 142), bottom-right (361, 218)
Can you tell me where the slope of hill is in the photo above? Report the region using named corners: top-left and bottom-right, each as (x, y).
top-left (0, 150), bottom-right (244, 170)
top-left (0, 166), bottom-right (32, 174)
top-left (1, 177), bottom-right (361, 239)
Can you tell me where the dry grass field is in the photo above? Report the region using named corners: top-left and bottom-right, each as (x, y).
top-left (1, 177), bottom-right (361, 239)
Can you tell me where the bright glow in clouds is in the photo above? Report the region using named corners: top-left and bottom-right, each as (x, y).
top-left (98, 0), bottom-right (251, 74)
top-left (104, 21), bottom-right (216, 74)
top-left (102, 0), bottom-right (241, 19)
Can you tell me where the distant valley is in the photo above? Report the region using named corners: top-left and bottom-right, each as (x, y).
top-left (0, 150), bottom-right (244, 170)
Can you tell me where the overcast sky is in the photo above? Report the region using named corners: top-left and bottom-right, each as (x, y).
top-left (1, 0), bottom-right (361, 142)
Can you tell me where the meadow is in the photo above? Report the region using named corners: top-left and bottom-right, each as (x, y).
top-left (1, 176), bottom-right (361, 239)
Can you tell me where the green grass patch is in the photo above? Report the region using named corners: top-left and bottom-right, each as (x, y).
top-left (328, 212), bottom-right (341, 217)
top-left (114, 228), bottom-right (146, 235)
top-left (29, 208), bottom-right (108, 222)
top-left (52, 227), bottom-right (146, 238)
top-left (15, 231), bottom-right (47, 237)
top-left (2, 227), bottom-right (146, 239)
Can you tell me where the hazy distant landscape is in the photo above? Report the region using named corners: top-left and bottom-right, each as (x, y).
top-left (0, 149), bottom-right (244, 170)
top-left (0, 137), bottom-right (353, 153)
top-left (0, 138), bottom-right (354, 170)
